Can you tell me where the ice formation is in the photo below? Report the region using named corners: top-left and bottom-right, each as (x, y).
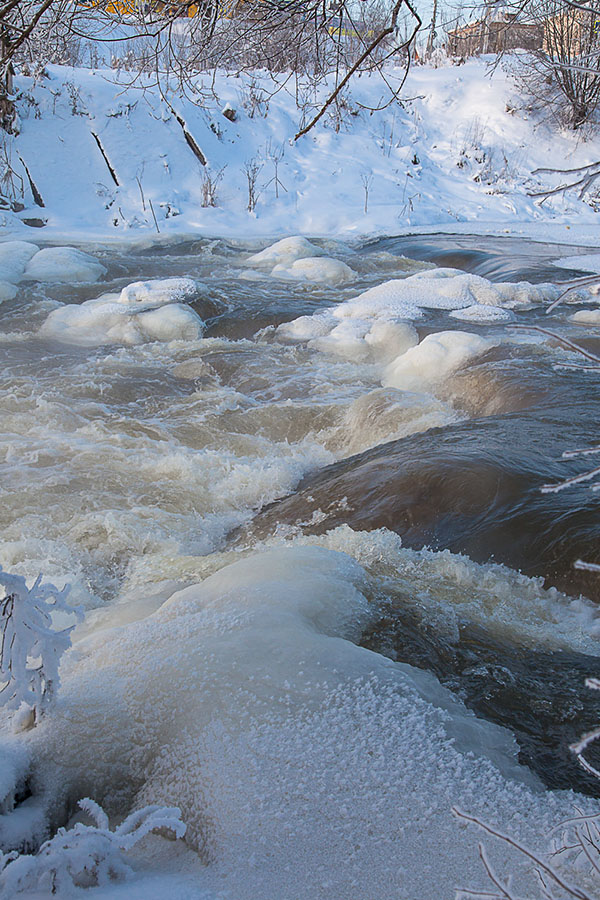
top-left (384, 331), bottom-right (495, 391)
top-left (23, 248), bottom-right (107, 284)
top-left (9, 542), bottom-right (596, 900)
top-left (271, 256), bottom-right (355, 285)
top-left (245, 236), bottom-right (326, 267)
top-left (0, 242), bottom-right (39, 285)
top-left (571, 308), bottom-right (600, 324)
top-left (40, 277), bottom-right (204, 346)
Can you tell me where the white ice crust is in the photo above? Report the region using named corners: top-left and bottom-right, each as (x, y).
top-left (271, 256), bottom-right (355, 285)
top-left (276, 268), bottom-right (558, 369)
top-left (384, 330), bottom-right (494, 391)
top-left (23, 247), bottom-right (107, 283)
top-left (0, 241), bottom-right (39, 285)
top-left (246, 236), bottom-right (326, 267)
top-left (571, 308), bottom-right (600, 324)
top-left (40, 277), bottom-right (203, 346)
top-left (18, 542), bottom-right (599, 900)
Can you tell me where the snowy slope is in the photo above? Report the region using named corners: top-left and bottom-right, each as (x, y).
top-left (1, 57), bottom-right (600, 244)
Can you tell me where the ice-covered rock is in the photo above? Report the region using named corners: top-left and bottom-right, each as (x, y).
top-left (0, 242), bottom-right (39, 285)
top-left (384, 331), bottom-right (495, 392)
top-left (450, 304), bottom-right (515, 323)
top-left (39, 277), bottom-right (204, 346)
top-left (23, 248), bottom-right (107, 284)
top-left (0, 282), bottom-right (18, 302)
top-left (117, 278), bottom-right (199, 307)
top-left (571, 308), bottom-right (600, 325)
top-left (246, 236), bottom-right (325, 267)
top-left (271, 256), bottom-right (356, 285)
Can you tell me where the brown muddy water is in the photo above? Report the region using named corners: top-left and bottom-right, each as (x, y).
top-left (2, 232), bottom-right (600, 797)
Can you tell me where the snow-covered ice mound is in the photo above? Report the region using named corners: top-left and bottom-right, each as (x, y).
top-left (246, 236), bottom-right (326, 267)
top-left (0, 241), bottom-right (39, 285)
top-left (23, 247), bottom-right (106, 283)
top-left (40, 277), bottom-right (204, 346)
top-left (271, 256), bottom-right (355, 285)
top-left (24, 541), bottom-right (599, 899)
top-left (450, 304), bottom-right (515, 323)
top-left (246, 236), bottom-right (355, 285)
top-left (384, 331), bottom-right (495, 392)
top-left (276, 268), bottom-right (563, 364)
top-left (571, 308), bottom-right (600, 325)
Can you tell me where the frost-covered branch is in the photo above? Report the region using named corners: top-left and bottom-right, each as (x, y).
top-left (0, 799), bottom-right (186, 897)
top-left (0, 567), bottom-right (81, 719)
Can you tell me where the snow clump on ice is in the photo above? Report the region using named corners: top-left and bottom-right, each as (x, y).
top-left (246, 236), bottom-right (326, 267)
top-left (276, 267), bottom-right (562, 366)
top-left (40, 277), bottom-right (204, 346)
top-left (271, 256), bottom-right (355, 285)
top-left (23, 247), bottom-right (107, 283)
top-left (383, 330), bottom-right (495, 391)
top-left (246, 236), bottom-right (356, 285)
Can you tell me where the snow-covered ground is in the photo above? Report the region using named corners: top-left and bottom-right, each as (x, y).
top-left (1, 56), bottom-right (600, 245)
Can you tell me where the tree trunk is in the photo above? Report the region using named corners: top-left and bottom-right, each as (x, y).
top-left (0, 23), bottom-right (16, 134)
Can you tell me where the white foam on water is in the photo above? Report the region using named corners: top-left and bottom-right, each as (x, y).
top-left (23, 247), bottom-right (107, 284)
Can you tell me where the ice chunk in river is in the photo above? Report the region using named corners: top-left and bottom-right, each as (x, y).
top-left (0, 282), bottom-right (17, 302)
top-left (246, 235), bottom-right (325, 267)
top-left (384, 330), bottom-right (495, 392)
top-left (40, 277), bottom-right (204, 346)
top-left (23, 247), bottom-right (107, 283)
top-left (271, 256), bottom-right (355, 285)
top-left (0, 241), bottom-right (39, 284)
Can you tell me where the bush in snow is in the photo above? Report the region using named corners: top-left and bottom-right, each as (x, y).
top-left (0, 799), bottom-right (186, 898)
top-left (0, 567), bottom-right (81, 721)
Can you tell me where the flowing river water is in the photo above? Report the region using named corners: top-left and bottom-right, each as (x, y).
top-left (2, 232), bottom-right (600, 897)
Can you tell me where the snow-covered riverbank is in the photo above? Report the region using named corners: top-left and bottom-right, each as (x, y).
top-left (2, 57), bottom-right (600, 245)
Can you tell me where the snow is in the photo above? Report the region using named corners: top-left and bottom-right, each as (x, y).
top-left (450, 303), bottom-right (515, 322)
top-left (0, 59), bottom-right (599, 243)
top-left (571, 308), bottom-right (600, 324)
top-left (40, 277), bottom-right (204, 346)
top-left (0, 243), bottom-right (39, 284)
top-left (276, 268), bottom-right (554, 366)
top-left (0, 284), bottom-right (17, 303)
top-left (384, 331), bottom-right (496, 392)
top-left (117, 278), bottom-right (199, 307)
top-left (271, 256), bottom-right (356, 285)
top-left (246, 236), bottom-right (326, 267)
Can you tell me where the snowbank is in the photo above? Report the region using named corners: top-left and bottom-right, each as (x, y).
top-left (40, 277), bottom-right (204, 346)
top-left (3, 60), bottom-right (600, 241)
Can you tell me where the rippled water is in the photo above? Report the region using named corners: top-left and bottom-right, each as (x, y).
top-left (2, 231), bottom-right (600, 812)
